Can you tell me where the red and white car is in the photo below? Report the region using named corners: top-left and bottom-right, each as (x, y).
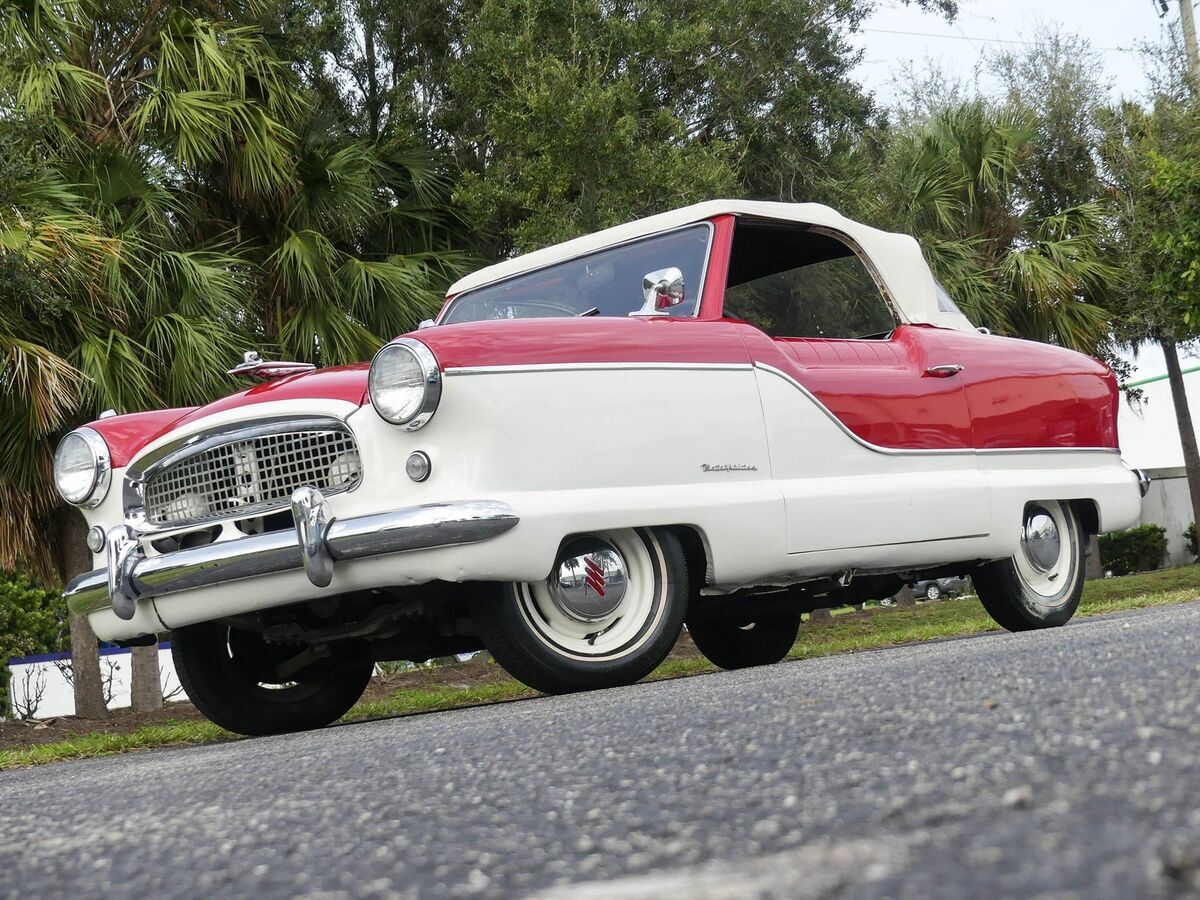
top-left (58, 200), bottom-right (1147, 735)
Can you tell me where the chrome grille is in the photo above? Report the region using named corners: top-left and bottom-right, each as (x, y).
top-left (142, 427), bottom-right (361, 527)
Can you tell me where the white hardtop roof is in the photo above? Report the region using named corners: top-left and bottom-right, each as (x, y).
top-left (446, 199), bottom-right (973, 331)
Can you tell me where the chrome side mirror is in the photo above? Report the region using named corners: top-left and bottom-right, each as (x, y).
top-left (631, 267), bottom-right (685, 317)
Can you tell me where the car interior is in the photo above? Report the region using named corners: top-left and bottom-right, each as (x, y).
top-left (722, 219), bottom-right (897, 340)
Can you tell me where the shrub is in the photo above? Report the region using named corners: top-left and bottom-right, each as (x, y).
top-left (1185, 523), bottom-right (1197, 559)
top-left (0, 572), bottom-right (67, 718)
top-left (1098, 525), bottom-right (1168, 577)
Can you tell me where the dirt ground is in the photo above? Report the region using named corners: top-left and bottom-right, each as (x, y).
top-left (0, 628), bottom-right (720, 752)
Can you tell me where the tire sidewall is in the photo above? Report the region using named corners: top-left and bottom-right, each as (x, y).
top-left (1012, 501), bottom-right (1083, 625)
top-left (977, 501), bottom-right (1086, 631)
top-left (172, 622), bottom-right (372, 735)
top-left (477, 528), bottom-right (688, 692)
top-left (687, 610), bottom-right (801, 670)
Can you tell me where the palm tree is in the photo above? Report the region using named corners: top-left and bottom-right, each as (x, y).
top-left (0, 0), bottom-right (465, 576)
top-left (880, 101), bottom-right (1113, 353)
top-left (2, 0), bottom-right (466, 714)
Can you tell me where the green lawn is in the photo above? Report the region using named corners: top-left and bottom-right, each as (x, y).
top-left (3, 566), bottom-right (1197, 771)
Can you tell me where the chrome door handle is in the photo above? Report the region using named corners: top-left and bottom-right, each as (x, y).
top-left (926, 364), bottom-right (964, 378)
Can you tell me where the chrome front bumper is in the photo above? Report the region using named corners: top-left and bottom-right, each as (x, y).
top-left (64, 489), bottom-right (519, 620)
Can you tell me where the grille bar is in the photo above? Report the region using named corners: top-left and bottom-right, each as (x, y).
top-left (142, 427), bottom-right (361, 528)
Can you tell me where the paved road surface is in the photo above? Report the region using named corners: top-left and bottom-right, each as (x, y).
top-left (3, 602), bottom-right (1200, 898)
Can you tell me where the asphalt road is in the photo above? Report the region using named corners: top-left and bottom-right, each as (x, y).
top-left (3, 602), bottom-right (1200, 899)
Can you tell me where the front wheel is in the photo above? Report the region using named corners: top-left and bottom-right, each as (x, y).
top-left (924, 583), bottom-right (942, 601)
top-left (687, 610), bottom-right (801, 670)
top-left (172, 622), bottom-right (373, 736)
top-left (975, 500), bottom-right (1085, 632)
top-left (471, 528), bottom-right (688, 694)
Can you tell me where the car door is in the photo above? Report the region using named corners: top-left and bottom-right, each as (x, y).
top-left (721, 217), bottom-right (992, 557)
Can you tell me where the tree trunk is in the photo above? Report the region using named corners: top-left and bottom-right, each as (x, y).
top-left (1161, 337), bottom-right (1200, 528)
top-left (130, 643), bottom-right (162, 712)
top-left (57, 509), bottom-right (107, 719)
top-left (363, 6), bottom-right (381, 140)
top-left (1085, 535), bottom-right (1104, 580)
top-left (67, 613), bottom-right (107, 719)
top-left (809, 607), bottom-right (831, 620)
top-left (895, 584), bottom-right (917, 608)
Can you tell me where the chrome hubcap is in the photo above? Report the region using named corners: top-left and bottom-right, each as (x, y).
top-left (548, 540), bottom-right (628, 623)
top-left (1021, 507), bottom-right (1061, 572)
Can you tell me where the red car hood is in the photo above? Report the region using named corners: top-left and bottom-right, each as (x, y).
top-left (89, 364), bottom-right (370, 467)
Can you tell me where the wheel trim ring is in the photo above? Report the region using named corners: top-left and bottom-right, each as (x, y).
top-left (515, 529), bottom-right (667, 661)
top-left (1013, 501), bottom-right (1076, 604)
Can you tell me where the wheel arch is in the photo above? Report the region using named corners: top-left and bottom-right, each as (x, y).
top-left (662, 524), bottom-right (712, 601)
top-left (1067, 498), bottom-right (1100, 536)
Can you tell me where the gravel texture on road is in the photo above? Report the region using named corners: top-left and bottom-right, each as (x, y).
top-left (3, 602), bottom-right (1199, 899)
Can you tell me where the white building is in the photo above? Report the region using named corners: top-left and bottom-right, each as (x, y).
top-left (1118, 364), bottom-right (1200, 567)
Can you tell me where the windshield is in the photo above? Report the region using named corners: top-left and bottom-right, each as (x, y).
top-left (441, 224), bottom-right (712, 324)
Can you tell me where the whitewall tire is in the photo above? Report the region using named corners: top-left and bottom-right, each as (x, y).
top-left (975, 500), bottom-right (1085, 631)
top-left (471, 528), bottom-right (688, 694)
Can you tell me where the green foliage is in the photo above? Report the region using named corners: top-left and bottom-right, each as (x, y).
top-left (878, 99), bottom-right (1113, 352)
top-left (0, 571), bottom-right (67, 718)
top-left (1098, 96), bottom-right (1200, 347)
top-left (1185, 523), bottom-right (1197, 559)
top-left (0, 0), bottom-right (465, 578)
top-left (297, 0), bottom-right (953, 255)
top-left (1098, 525), bottom-right (1168, 577)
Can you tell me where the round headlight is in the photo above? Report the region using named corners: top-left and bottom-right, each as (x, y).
top-left (53, 428), bottom-right (111, 508)
top-left (368, 338), bottom-right (441, 429)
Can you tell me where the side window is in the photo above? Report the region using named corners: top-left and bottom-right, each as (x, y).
top-left (722, 222), bottom-right (896, 339)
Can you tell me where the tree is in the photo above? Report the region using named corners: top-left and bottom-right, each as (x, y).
top-left (286, 0), bottom-right (956, 255)
top-left (990, 29), bottom-right (1111, 223)
top-left (0, 0), bottom-right (465, 570)
top-left (1100, 97), bottom-right (1200, 533)
top-left (1, 0), bottom-right (465, 714)
top-left (877, 101), bottom-right (1113, 353)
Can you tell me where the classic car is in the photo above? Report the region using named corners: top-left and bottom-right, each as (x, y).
top-left (57, 200), bottom-right (1148, 735)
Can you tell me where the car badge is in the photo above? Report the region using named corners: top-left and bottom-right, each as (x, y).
top-left (583, 555), bottom-right (607, 598)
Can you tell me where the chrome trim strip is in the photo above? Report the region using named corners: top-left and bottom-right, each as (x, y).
top-left (755, 362), bottom-right (1121, 457)
top-left (787, 532), bottom-right (990, 555)
top-left (444, 362), bottom-right (753, 376)
top-left (65, 499), bottom-right (520, 619)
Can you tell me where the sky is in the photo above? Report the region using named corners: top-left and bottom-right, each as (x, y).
top-left (853, 0), bottom-right (1188, 383)
top-left (854, 0), bottom-right (1172, 106)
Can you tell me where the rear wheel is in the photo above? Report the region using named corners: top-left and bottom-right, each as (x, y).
top-left (471, 528), bottom-right (688, 694)
top-left (172, 622), bottom-right (373, 736)
top-left (924, 583), bottom-right (942, 601)
top-left (975, 500), bottom-right (1085, 631)
top-left (687, 610), bottom-right (801, 670)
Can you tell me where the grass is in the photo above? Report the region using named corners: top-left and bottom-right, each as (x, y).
top-left (3, 566), bottom-right (1198, 771)
top-left (0, 721), bottom-right (229, 769)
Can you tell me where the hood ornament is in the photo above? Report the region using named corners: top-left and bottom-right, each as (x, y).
top-left (227, 351), bottom-right (316, 381)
